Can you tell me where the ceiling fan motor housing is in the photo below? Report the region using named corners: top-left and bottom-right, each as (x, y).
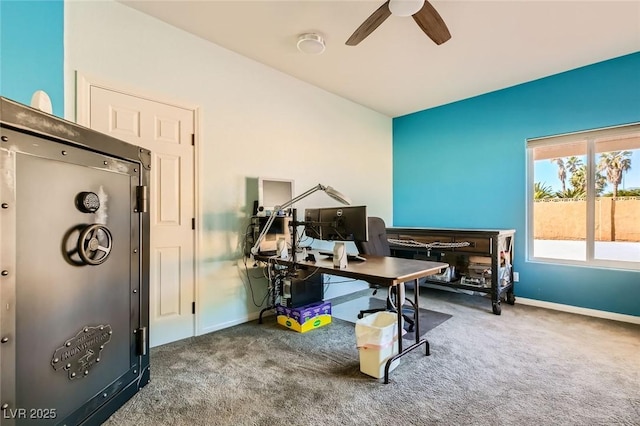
top-left (389, 0), bottom-right (425, 17)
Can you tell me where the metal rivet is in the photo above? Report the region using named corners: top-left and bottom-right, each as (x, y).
top-left (108, 330), bottom-right (112, 335)
top-left (133, 249), bottom-right (138, 253)
top-left (104, 161), bottom-right (108, 165)
top-left (1, 203), bottom-right (8, 209)
top-left (96, 358), bottom-right (100, 362)
top-left (1, 337), bottom-right (8, 343)
top-left (133, 208), bottom-right (138, 213)
top-left (1, 403), bottom-right (8, 410)
top-left (133, 329), bottom-right (137, 334)
top-left (133, 369), bottom-right (137, 374)
top-left (84, 370), bottom-right (89, 375)
top-left (84, 327), bottom-right (89, 333)
top-left (61, 151), bottom-right (67, 156)
top-left (65, 341), bottom-right (71, 347)
top-left (66, 363), bottom-right (71, 369)
top-left (100, 345), bottom-right (104, 350)
top-left (100, 326), bottom-right (104, 330)
top-left (53, 358), bottom-right (59, 363)
top-left (133, 289), bottom-right (138, 294)
top-left (134, 168), bottom-right (138, 172)
top-left (103, 393), bottom-right (108, 398)
top-left (1, 136), bottom-right (8, 142)
top-left (1, 271), bottom-right (8, 277)
top-left (70, 372), bottom-right (76, 378)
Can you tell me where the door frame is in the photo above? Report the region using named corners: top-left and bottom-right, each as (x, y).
top-left (75, 71), bottom-right (202, 338)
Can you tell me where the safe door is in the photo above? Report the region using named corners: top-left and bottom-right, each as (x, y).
top-left (0, 97), bottom-right (151, 425)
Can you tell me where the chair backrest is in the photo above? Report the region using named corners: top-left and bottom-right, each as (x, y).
top-left (355, 217), bottom-right (391, 256)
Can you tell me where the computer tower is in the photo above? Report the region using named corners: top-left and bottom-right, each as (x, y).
top-left (283, 269), bottom-right (324, 308)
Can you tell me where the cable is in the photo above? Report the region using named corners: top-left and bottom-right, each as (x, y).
top-left (239, 256), bottom-right (269, 308)
top-left (238, 219), bottom-right (274, 308)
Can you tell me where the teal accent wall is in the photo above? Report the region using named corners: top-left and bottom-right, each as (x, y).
top-left (0, 0), bottom-right (64, 117)
top-left (393, 52), bottom-right (640, 317)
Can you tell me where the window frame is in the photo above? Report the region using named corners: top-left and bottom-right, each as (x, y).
top-left (526, 122), bottom-right (640, 271)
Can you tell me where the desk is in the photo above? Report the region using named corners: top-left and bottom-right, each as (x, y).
top-left (386, 227), bottom-right (515, 314)
top-left (258, 251), bottom-right (447, 383)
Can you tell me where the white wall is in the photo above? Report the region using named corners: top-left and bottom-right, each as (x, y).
top-left (64, 1), bottom-right (391, 337)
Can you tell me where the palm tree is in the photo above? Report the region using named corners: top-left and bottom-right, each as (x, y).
top-left (566, 156), bottom-right (584, 193)
top-left (569, 164), bottom-right (607, 195)
top-left (565, 156), bottom-right (583, 175)
top-left (534, 182), bottom-right (554, 199)
top-left (550, 158), bottom-right (567, 193)
top-left (598, 151), bottom-right (632, 198)
top-left (597, 150), bottom-right (632, 241)
top-left (570, 165), bottom-right (586, 192)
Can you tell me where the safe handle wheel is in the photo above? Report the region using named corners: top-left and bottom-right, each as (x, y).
top-left (78, 224), bottom-right (113, 265)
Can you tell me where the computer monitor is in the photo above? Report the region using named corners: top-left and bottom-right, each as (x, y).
top-left (304, 206), bottom-right (368, 242)
top-left (303, 208), bottom-right (321, 240)
top-left (257, 177), bottom-right (294, 215)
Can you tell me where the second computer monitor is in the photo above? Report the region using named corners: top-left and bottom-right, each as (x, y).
top-left (310, 205), bottom-right (368, 242)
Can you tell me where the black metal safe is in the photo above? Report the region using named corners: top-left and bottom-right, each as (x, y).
top-left (0, 97), bottom-right (151, 425)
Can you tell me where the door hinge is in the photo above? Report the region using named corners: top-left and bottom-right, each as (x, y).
top-left (191, 134), bottom-right (195, 146)
top-left (135, 327), bottom-right (147, 356)
top-left (192, 218), bottom-right (195, 230)
top-left (192, 302), bottom-right (196, 315)
top-left (135, 186), bottom-right (148, 213)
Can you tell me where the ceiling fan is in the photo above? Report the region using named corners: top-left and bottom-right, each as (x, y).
top-left (346, 0), bottom-right (451, 46)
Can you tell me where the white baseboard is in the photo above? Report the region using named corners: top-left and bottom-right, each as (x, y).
top-left (516, 297), bottom-right (640, 325)
top-left (198, 310), bottom-right (271, 336)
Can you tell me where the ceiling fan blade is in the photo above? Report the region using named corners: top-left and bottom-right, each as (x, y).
top-left (346, 1), bottom-right (392, 46)
top-left (412, 0), bottom-right (451, 45)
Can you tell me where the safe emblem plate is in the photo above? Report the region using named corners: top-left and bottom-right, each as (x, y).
top-left (51, 325), bottom-right (113, 380)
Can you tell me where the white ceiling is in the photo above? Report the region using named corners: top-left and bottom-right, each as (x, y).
top-left (120, 0), bottom-right (640, 118)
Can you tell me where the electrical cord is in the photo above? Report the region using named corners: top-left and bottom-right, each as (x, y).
top-left (237, 221), bottom-right (277, 308)
top-left (239, 254), bottom-right (270, 308)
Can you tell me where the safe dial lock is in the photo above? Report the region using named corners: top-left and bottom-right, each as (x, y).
top-left (76, 191), bottom-right (100, 213)
top-left (77, 224), bottom-right (113, 265)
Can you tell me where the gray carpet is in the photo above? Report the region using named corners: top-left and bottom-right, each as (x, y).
top-left (104, 287), bottom-right (640, 426)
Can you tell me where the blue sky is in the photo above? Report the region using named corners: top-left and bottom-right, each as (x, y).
top-left (535, 149), bottom-right (640, 192)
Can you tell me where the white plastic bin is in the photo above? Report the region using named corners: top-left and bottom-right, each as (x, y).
top-left (355, 311), bottom-right (400, 378)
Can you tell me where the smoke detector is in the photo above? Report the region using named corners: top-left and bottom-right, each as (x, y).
top-left (297, 33), bottom-right (325, 55)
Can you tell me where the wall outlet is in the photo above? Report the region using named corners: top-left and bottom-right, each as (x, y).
top-left (513, 272), bottom-right (520, 282)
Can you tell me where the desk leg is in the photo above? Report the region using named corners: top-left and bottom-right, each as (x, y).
top-left (415, 278), bottom-right (430, 356)
top-left (383, 279), bottom-right (430, 384)
top-left (397, 283), bottom-right (403, 354)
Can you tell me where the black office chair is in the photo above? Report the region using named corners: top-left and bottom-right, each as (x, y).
top-left (355, 217), bottom-right (415, 332)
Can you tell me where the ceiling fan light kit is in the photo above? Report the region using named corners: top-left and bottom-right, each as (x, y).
top-left (389, 0), bottom-right (425, 17)
top-left (297, 33), bottom-right (326, 55)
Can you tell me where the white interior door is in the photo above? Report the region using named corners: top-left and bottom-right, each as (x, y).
top-left (82, 85), bottom-right (196, 347)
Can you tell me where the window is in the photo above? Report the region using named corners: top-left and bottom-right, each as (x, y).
top-left (527, 123), bottom-right (640, 269)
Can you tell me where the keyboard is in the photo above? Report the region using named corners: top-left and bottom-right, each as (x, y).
top-left (317, 249), bottom-right (366, 262)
